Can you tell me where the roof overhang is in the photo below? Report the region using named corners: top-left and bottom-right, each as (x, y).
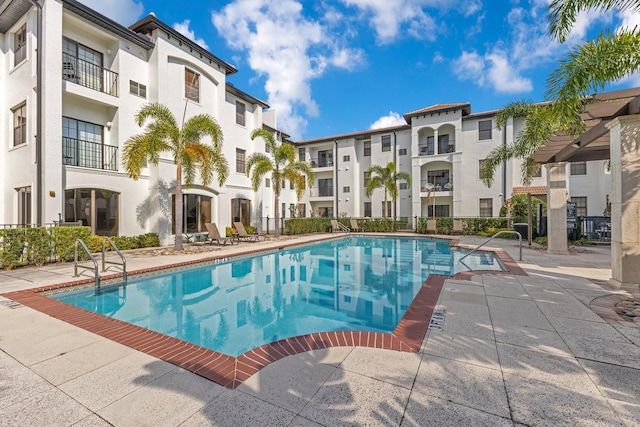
top-left (533, 87), bottom-right (640, 164)
top-left (0, 0), bottom-right (32, 33)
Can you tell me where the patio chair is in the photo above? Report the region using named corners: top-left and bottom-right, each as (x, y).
top-left (233, 221), bottom-right (264, 242)
top-left (452, 219), bottom-right (464, 235)
top-left (331, 220), bottom-right (349, 233)
top-left (349, 219), bottom-right (362, 232)
top-left (205, 223), bottom-right (233, 246)
top-left (426, 219), bottom-right (437, 234)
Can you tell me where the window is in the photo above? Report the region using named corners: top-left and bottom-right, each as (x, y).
top-left (17, 186), bottom-right (31, 226)
top-left (364, 202), bottom-right (372, 217)
top-left (426, 169), bottom-right (450, 189)
top-left (344, 295), bottom-right (352, 303)
top-left (571, 196), bottom-right (587, 216)
top-left (231, 198), bottom-right (251, 225)
top-left (290, 181), bottom-right (294, 189)
top-left (63, 38), bottom-right (104, 92)
top-left (478, 159), bottom-right (486, 179)
top-left (129, 80), bottom-right (146, 98)
top-left (381, 135), bottom-right (391, 152)
top-left (479, 120), bottom-right (492, 140)
top-left (344, 264), bottom-right (351, 272)
top-left (533, 166), bottom-right (542, 177)
top-left (343, 155), bottom-right (350, 162)
top-left (318, 178), bottom-right (333, 197)
top-left (427, 205), bottom-right (450, 218)
top-left (479, 198), bottom-right (493, 217)
top-left (236, 148), bottom-right (245, 173)
top-left (570, 162), bottom-right (587, 175)
top-left (363, 140), bottom-right (371, 156)
top-left (438, 134), bottom-right (454, 153)
top-left (290, 265), bottom-right (295, 281)
top-left (265, 178), bottom-right (270, 187)
top-left (298, 147), bottom-right (305, 161)
top-left (282, 180), bottom-right (286, 189)
top-left (343, 186), bottom-right (350, 193)
top-left (171, 194), bottom-right (211, 234)
top-left (399, 148), bottom-right (407, 156)
top-left (62, 117), bottom-right (112, 170)
top-left (282, 202), bottom-right (286, 218)
top-left (14, 24), bottom-right (26, 66)
top-left (65, 188), bottom-right (119, 235)
top-left (382, 201), bottom-right (392, 217)
top-left (12, 103), bottom-right (27, 146)
top-left (185, 68), bottom-right (200, 102)
top-left (399, 182), bottom-right (408, 190)
top-left (236, 101), bottom-right (245, 126)
top-left (299, 265), bottom-right (307, 281)
top-left (317, 150), bottom-right (333, 167)
top-left (364, 171), bottom-right (370, 187)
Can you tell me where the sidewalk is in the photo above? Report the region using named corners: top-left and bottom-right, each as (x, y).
top-left (1, 236), bottom-right (639, 426)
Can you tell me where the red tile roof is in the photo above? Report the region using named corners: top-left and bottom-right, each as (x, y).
top-left (512, 186), bottom-right (547, 195)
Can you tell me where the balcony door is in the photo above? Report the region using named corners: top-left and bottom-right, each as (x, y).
top-left (63, 38), bottom-right (103, 91)
top-left (63, 117), bottom-right (107, 169)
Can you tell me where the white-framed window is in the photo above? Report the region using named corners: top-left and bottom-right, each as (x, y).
top-left (14, 23), bottom-right (27, 66)
top-left (570, 162), bottom-right (587, 175)
top-left (343, 155), bottom-right (350, 162)
top-left (399, 148), bottom-right (407, 155)
top-left (363, 140), bottom-right (371, 156)
top-left (381, 135), bottom-right (391, 152)
top-left (571, 196), bottom-right (587, 216)
top-left (298, 147), bottom-right (305, 161)
top-left (399, 182), bottom-right (408, 190)
top-left (129, 80), bottom-right (147, 98)
top-left (236, 101), bottom-right (245, 126)
top-left (12, 103), bottom-right (27, 147)
top-left (479, 120), bottom-right (492, 140)
top-left (17, 186), bottom-right (31, 226)
top-left (185, 68), bottom-right (200, 102)
top-left (343, 186), bottom-right (350, 193)
top-left (478, 159), bottom-right (486, 179)
top-left (235, 148), bottom-right (245, 173)
top-left (265, 178), bottom-right (270, 187)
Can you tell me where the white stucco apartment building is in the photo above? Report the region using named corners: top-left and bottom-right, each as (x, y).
top-left (1, 0), bottom-right (610, 242)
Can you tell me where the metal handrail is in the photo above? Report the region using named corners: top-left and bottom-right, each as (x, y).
top-left (102, 237), bottom-right (127, 286)
top-left (74, 239), bottom-right (100, 290)
top-left (334, 221), bottom-right (350, 232)
top-left (459, 230), bottom-right (522, 262)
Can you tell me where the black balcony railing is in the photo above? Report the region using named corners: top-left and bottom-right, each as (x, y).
top-left (420, 179), bottom-right (453, 192)
top-left (310, 186), bottom-right (334, 197)
top-left (62, 52), bottom-right (118, 96)
top-left (63, 137), bottom-right (118, 171)
top-left (310, 156), bottom-right (334, 168)
top-left (418, 141), bottom-right (455, 155)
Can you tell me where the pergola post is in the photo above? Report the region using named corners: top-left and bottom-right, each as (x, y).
top-left (607, 115), bottom-right (640, 290)
top-left (545, 162), bottom-right (569, 254)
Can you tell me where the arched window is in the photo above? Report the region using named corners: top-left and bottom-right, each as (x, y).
top-left (64, 189), bottom-right (119, 235)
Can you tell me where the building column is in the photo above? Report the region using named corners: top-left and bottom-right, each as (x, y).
top-left (607, 115), bottom-right (640, 290)
top-left (433, 130), bottom-right (439, 155)
top-left (545, 162), bottom-right (568, 254)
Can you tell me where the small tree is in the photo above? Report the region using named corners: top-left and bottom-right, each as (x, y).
top-left (365, 162), bottom-right (411, 218)
top-left (123, 103), bottom-right (229, 251)
top-left (246, 129), bottom-right (314, 238)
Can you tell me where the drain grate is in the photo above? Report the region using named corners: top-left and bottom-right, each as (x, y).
top-left (428, 309), bottom-right (446, 330)
top-left (0, 300), bottom-right (23, 309)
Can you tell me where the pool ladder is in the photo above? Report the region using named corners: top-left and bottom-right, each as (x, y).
top-left (459, 230), bottom-right (523, 263)
top-left (74, 237), bottom-right (127, 294)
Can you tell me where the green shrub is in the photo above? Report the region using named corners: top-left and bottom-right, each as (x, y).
top-left (0, 229), bottom-right (27, 270)
top-left (417, 217), bottom-right (510, 235)
top-left (24, 227), bottom-right (49, 266)
top-left (50, 226), bottom-right (91, 262)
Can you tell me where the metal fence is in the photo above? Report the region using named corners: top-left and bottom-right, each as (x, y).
top-left (575, 216), bottom-right (611, 242)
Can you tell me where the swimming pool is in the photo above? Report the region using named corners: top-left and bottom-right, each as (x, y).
top-left (50, 236), bottom-right (503, 357)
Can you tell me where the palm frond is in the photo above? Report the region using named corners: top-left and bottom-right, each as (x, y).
top-left (251, 128), bottom-right (278, 154)
top-left (246, 154), bottom-right (274, 191)
top-left (182, 114), bottom-right (224, 150)
top-left (135, 102), bottom-right (177, 129)
top-left (495, 100), bottom-right (536, 130)
top-left (480, 144), bottom-right (517, 187)
top-left (520, 156), bottom-right (541, 186)
top-left (122, 134), bottom-right (155, 180)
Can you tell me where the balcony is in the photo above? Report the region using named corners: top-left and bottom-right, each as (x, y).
top-left (418, 141), bottom-right (456, 156)
top-left (62, 52), bottom-right (118, 97)
top-left (310, 156), bottom-right (334, 168)
top-left (420, 179), bottom-right (453, 193)
top-left (63, 137), bottom-right (118, 171)
top-left (309, 187), bottom-right (334, 197)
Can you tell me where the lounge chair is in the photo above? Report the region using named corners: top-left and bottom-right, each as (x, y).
top-left (452, 219), bottom-right (464, 235)
top-left (233, 221), bottom-right (265, 242)
top-left (349, 219), bottom-right (362, 232)
top-left (331, 219), bottom-right (349, 233)
top-left (205, 223), bottom-right (233, 245)
top-left (426, 219), bottom-right (437, 234)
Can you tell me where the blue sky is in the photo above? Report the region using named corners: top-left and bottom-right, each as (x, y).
top-left (82, 1), bottom-right (639, 140)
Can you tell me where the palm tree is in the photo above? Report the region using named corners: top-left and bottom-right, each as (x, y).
top-left (546, 0), bottom-right (640, 135)
top-left (123, 102), bottom-right (229, 251)
top-left (365, 162), bottom-right (411, 218)
top-left (246, 129), bottom-right (314, 238)
top-left (479, 100), bottom-right (559, 187)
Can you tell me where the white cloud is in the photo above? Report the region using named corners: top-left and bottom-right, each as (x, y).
top-left (370, 112), bottom-right (406, 129)
top-left (78, 0), bottom-right (144, 26)
top-left (339, 0), bottom-right (482, 44)
top-left (486, 52), bottom-right (532, 93)
top-left (212, 0), bottom-right (364, 139)
top-left (172, 20), bottom-right (209, 50)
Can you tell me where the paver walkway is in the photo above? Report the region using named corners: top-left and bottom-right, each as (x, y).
top-left (1, 235), bottom-right (639, 426)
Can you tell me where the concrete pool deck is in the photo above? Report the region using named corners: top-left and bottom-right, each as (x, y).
top-left (1, 234), bottom-right (639, 426)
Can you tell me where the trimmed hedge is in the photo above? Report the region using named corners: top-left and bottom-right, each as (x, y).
top-left (284, 218), bottom-right (407, 235)
top-left (0, 227), bottom-right (160, 270)
top-left (416, 217), bottom-right (510, 235)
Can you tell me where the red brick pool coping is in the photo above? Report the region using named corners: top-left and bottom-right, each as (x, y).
top-left (1, 236), bottom-right (526, 389)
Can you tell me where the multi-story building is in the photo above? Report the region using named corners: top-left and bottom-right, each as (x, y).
top-left (297, 103), bottom-right (611, 221)
top-left (0, 0), bottom-right (299, 242)
top-left (1, 0), bottom-right (611, 243)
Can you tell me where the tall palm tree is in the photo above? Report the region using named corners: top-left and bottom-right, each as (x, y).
top-left (480, 100), bottom-right (559, 187)
top-left (246, 129), bottom-right (314, 238)
top-left (365, 162), bottom-right (411, 218)
top-left (546, 0), bottom-right (640, 135)
top-left (123, 102), bottom-right (229, 251)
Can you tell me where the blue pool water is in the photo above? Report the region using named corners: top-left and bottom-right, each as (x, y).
top-left (50, 236), bottom-right (504, 357)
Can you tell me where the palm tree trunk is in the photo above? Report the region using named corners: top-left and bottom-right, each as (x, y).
top-left (274, 193), bottom-right (280, 239)
top-left (175, 159), bottom-right (184, 251)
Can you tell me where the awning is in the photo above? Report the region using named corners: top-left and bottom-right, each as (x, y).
top-left (512, 186), bottom-right (547, 196)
